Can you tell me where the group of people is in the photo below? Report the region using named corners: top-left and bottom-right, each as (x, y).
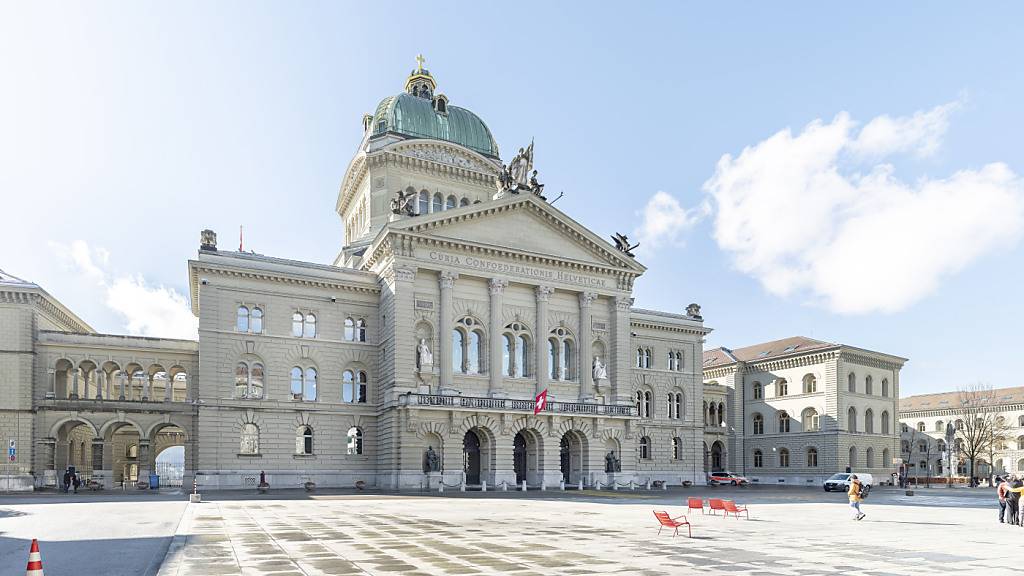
top-left (997, 476), bottom-right (1024, 525)
top-left (61, 469), bottom-right (81, 493)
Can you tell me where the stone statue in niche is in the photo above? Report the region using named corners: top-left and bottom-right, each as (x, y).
top-left (605, 450), bottom-right (621, 473)
top-left (423, 446), bottom-right (441, 473)
top-left (417, 339), bottom-right (433, 369)
top-left (592, 356), bottom-right (608, 383)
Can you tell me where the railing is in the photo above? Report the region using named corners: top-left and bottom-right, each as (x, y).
top-left (405, 393), bottom-right (637, 417)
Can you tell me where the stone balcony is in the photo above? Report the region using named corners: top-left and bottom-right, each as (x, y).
top-left (400, 393), bottom-right (637, 418)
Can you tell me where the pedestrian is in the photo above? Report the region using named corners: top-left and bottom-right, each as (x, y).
top-left (72, 472), bottom-right (80, 494)
top-left (848, 474), bottom-right (865, 521)
top-left (997, 476), bottom-right (1009, 523)
top-left (62, 470), bottom-right (70, 493)
top-left (1007, 475), bottom-right (1022, 526)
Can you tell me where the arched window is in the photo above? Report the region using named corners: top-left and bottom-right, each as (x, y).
top-left (848, 407), bottom-right (857, 432)
top-left (636, 348), bottom-right (644, 368)
top-left (752, 413), bottom-right (764, 435)
top-left (1019, 416), bottom-right (1024, 427)
top-left (347, 427), bottom-right (363, 455)
top-left (1019, 459), bottom-right (1024, 472)
top-left (779, 448), bottom-right (790, 467)
top-left (251, 307), bottom-right (262, 333)
top-left (1017, 436), bottom-right (1024, 450)
top-left (935, 420), bottom-right (944, 432)
top-left (882, 448), bottom-right (891, 469)
top-left (881, 378), bottom-right (889, 397)
top-left (644, 391), bottom-right (652, 419)
top-left (240, 423), bottom-right (259, 455)
top-left (864, 409), bottom-right (874, 434)
top-left (802, 374), bottom-right (817, 394)
top-left (459, 197), bottom-right (470, 207)
top-left (639, 436), bottom-right (651, 459)
top-left (667, 392), bottom-right (683, 420)
top-left (849, 446), bottom-right (857, 468)
top-left (708, 402), bottom-right (717, 425)
top-left (667, 351), bottom-right (676, 371)
top-left (672, 437), bottom-right (682, 460)
top-left (916, 421), bottom-right (925, 432)
top-left (718, 402), bottom-right (725, 425)
top-left (881, 411), bottom-right (890, 434)
top-left (235, 362), bottom-right (249, 398)
top-left (807, 447), bottom-right (818, 467)
top-left (345, 317), bottom-right (355, 340)
top-left (503, 322), bottom-right (531, 377)
top-left (778, 411), bottom-right (790, 433)
top-left (292, 312), bottom-right (303, 337)
top-left (753, 449), bottom-right (763, 468)
top-left (453, 317), bottom-right (484, 374)
top-left (237, 306), bottom-right (249, 331)
top-left (802, 408), bottom-right (820, 432)
top-left (290, 367), bottom-right (316, 401)
top-left (342, 369), bottom-right (367, 403)
top-left (356, 318), bottom-right (367, 342)
top-left (549, 327), bottom-right (575, 380)
top-left (866, 447), bottom-right (875, 468)
top-left (304, 367), bottom-right (317, 401)
top-left (937, 439), bottom-right (946, 452)
top-left (675, 351), bottom-right (684, 371)
top-left (290, 367), bottom-right (302, 399)
top-left (901, 440), bottom-right (910, 454)
top-left (635, 390), bottom-right (652, 418)
top-left (418, 191), bottom-right (429, 214)
top-left (432, 192), bottom-right (443, 212)
top-left (955, 419), bottom-right (964, 430)
top-left (848, 372), bottom-right (856, 393)
top-left (304, 314), bottom-right (316, 338)
top-left (446, 195), bottom-right (457, 210)
top-left (776, 379), bottom-right (788, 397)
top-left (865, 375), bottom-right (873, 395)
top-left (296, 426), bottom-right (313, 455)
top-left (644, 348), bottom-right (653, 369)
top-left (752, 382), bottom-right (762, 400)
top-left (637, 391), bottom-right (646, 418)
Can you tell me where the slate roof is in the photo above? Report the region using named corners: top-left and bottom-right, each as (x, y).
top-left (900, 385), bottom-right (1024, 412)
top-left (703, 336), bottom-right (837, 369)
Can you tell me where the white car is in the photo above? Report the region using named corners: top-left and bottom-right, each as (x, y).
top-left (823, 473), bottom-right (874, 493)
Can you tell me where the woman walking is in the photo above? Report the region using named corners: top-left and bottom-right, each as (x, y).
top-left (848, 474), bottom-right (865, 521)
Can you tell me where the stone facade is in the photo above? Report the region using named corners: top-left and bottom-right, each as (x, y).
top-left (704, 336), bottom-right (907, 485)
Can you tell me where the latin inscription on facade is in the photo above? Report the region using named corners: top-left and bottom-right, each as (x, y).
top-left (427, 251), bottom-right (607, 288)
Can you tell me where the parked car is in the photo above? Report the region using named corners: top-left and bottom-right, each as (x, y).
top-left (823, 472), bottom-right (874, 494)
top-left (708, 472), bottom-right (749, 486)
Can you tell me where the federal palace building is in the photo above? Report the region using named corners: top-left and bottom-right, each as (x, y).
top-left (0, 61), bottom-right (910, 491)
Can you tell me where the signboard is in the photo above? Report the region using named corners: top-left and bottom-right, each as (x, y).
top-left (8, 439), bottom-right (15, 462)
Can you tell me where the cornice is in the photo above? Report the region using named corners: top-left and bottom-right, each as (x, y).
top-left (0, 289), bottom-right (92, 334)
top-left (629, 318), bottom-right (709, 337)
top-left (839, 349), bottom-right (906, 371)
top-left (899, 403), bottom-right (1024, 418)
top-left (190, 262), bottom-right (380, 298)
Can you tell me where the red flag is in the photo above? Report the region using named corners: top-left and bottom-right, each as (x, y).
top-left (534, 389), bottom-right (548, 415)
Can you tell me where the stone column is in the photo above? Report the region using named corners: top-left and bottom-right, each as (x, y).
top-left (488, 278), bottom-right (508, 397)
top-left (534, 286), bottom-right (553, 397)
top-left (438, 271), bottom-right (457, 392)
top-left (143, 375), bottom-right (151, 401)
top-left (611, 296), bottom-right (633, 404)
top-left (70, 369), bottom-right (79, 399)
top-left (164, 374), bottom-right (173, 402)
top-left (40, 438), bottom-right (57, 488)
top-left (183, 374), bottom-right (191, 402)
top-left (91, 438), bottom-right (104, 471)
top-left (138, 439), bottom-right (152, 483)
top-left (47, 369), bottom-right (56, 399)
top-left (578, 292), bottom-right (596, 401)
top-left (95, 371), bottom-right (105, 400)
top-left (119, 372), bottom-right (127, 401)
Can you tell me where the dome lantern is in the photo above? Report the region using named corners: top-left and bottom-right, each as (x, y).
top-left (405, 54), bottom-right (436, 100)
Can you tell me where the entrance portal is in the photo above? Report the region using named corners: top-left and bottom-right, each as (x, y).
top-left (514, 433), bottom-right (527, 483)
top-left (559, 431), bottom-right (586, 484)
top-left (711, 441), bottom-right (724, 472)
top-left (463, 430), bottom-right (481, 485)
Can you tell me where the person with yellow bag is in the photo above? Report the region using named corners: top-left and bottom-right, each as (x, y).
top-left (848, 474), bottom-right (866, 521)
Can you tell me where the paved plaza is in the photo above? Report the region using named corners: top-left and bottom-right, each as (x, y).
top-left (2, 486), bottom-right (1022, 575)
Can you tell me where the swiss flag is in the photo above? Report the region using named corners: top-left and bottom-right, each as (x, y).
top-left (534, 389), bottom-right (548, 415)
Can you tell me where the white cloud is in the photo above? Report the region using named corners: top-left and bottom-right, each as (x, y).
top-left (50, 240), bottom-right (198, 339)
top-left (634, 191), bottom-right (709, 250)
top-left (704, 101), bottom-right (1024, 315)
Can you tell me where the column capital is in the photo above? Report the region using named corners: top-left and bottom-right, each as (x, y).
top-left (488, 278), bottom-right (508, 295)
top-left (536, 285), bottom-right (554, 302)
top-left (614, 296), bottom-right (634, 311)
top-left (439, 271), bottom-right (458, 290)
top-left (579, 292), bottom-right (598, 307)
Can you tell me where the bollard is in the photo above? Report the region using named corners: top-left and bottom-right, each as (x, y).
top-left (595, 481), bottom-right (602, 490)
top-left (578, 478), bottom-right (584, 491)
top-left (541, 482), bottom-right (546, 491)
top-left (613, 482), bottom-right (618, 491)
top-left (630, 480), bottom-right (635, 491)
top-left (646, 480), bottom-right (652, 490)
top-left (481, 480), bottom-right (487, 492)
top-left (502, 481), bottom-right (508, 491)
top-left (521, 480), bottom-right (527, 492)
top-left (460, 480), bottom-right (466, 492)
top-left (439, 482), bottom-right (444, 493)
top-left (662, 481), bottom-right (667, 491)
top-left (560, 479), bottom-right (565, 491)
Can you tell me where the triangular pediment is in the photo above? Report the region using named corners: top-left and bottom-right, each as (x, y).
top-left (387, 194), bottom-right (645, 273)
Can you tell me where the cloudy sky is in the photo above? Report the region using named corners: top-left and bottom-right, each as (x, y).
top-left (2, 2), bottom-right (1022, 396)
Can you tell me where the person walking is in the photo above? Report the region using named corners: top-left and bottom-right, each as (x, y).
top-left (848, 474), bottom-right (865, 521)
top-left (997, 477), bottom-right (1009, 523)
top-left (1007, 475), bottom-right (1022, 526)
top-left (71, 472), bottom-right (80, 494)
top-left (62, 470), bottom-right (70, 494)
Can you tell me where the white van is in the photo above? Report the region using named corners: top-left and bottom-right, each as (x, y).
top-left (823, 473), bottom-right (874, 493)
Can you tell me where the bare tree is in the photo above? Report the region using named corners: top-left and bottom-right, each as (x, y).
top-left (985, 414), bottom-right (1012, 483)
top-left (952, 383), bottom-right (1004, 487)
top-left (901, 425), bottom-right (919, 487)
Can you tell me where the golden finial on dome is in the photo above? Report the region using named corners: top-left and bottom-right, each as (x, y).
top-left (415, 54), bottom-right (425, 73)
top-left (405, 54), bottom-right (436, 98)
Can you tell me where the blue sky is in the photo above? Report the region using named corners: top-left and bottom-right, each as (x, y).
top-left (2, 2), bottom-right (1022, 396)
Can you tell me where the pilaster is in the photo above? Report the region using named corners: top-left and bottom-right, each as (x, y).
top-left (578, 292), bottom-right (597, 401)
top-left (534, 286), bottom-right (553, 397)
top-left (438, 271), bottom-right (457, 391)
top-left (488, 278), bottom-right (508, 396)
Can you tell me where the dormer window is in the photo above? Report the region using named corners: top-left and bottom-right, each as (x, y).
top-left (434, 94), bottom-right (449, 114)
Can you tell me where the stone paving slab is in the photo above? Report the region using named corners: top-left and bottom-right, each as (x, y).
top-left (158, 491), bottom-right (1024, 576)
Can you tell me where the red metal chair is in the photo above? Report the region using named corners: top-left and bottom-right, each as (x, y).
top-left (687, 497), bottom-right (705, 515)
top-left (722, 500), bottom-right (749, 519)
top-left (707, 498), bottom-right (726, 515)
top-left (653, 510), bottom-right (692, 537)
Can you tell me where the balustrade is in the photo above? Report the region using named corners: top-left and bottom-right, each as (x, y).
top-left (408, 393), bottom-right (636, 417)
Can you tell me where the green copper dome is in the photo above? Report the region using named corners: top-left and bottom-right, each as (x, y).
top-left (371, 92), bottom-right (499, 158)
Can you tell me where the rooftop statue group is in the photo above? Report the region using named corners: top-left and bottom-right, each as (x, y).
top-left (496, 141), bottom-right (546, 199)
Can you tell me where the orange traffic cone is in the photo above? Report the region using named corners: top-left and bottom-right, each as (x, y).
top-left (25, 539), bottom-right (43, 575)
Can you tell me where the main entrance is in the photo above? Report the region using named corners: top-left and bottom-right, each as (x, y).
top-left (514, 433), bottom-right (527, 483)
top-left (463, 430), bottom-right (481, 485)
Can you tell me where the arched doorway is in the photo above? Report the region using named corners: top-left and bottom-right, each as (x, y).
top-left (711, 441), bottom-right (724, 472)
top-left (560, 431), bottom-right (586, 484)
top-left (152, 424), bottom-right (187, 487)
top-left (514, 433), bottom-right (527, 483)
top-left (513, 429), bottom-right (543, 485)
top-left (463, 430), bottom-right (481, 485)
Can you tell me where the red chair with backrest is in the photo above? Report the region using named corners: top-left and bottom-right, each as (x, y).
top-left (723, 499), bottom-right (749, 519)
top-left (653, 510), bottom-right (692, 537)
top-left (707, 498), bottom-right (726, 515)
top-left (687, 497), bottom-right (705, 515)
